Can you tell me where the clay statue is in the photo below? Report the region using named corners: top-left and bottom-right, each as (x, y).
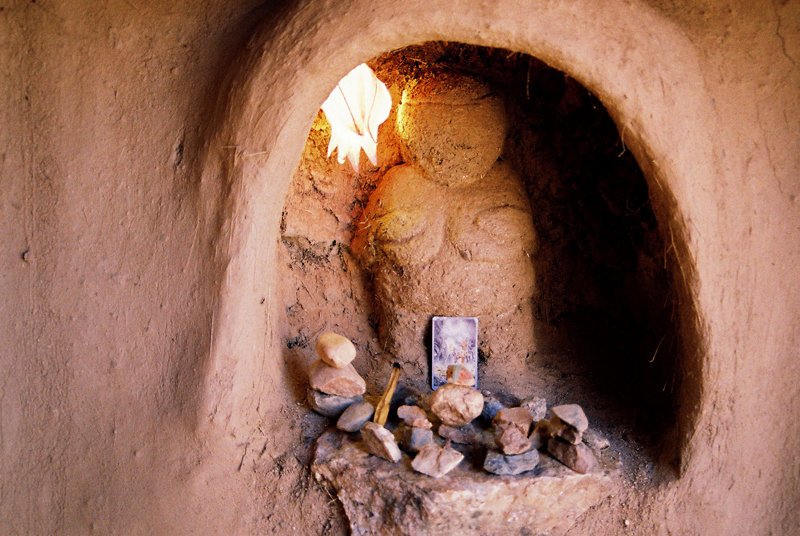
top-left (351, 72), bottom-right (537, 381)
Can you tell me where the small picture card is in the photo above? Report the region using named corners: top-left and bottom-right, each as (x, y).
top-left (431, 316), bottom-right (478, 390)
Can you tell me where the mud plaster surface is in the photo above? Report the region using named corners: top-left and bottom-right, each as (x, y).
top-left (279, 42), bottom-right (675, 466)
top-left (1, 1), bottom-right (798, 535)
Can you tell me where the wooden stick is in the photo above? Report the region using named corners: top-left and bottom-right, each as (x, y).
top-left (373, 363), bottom-right (402, 426)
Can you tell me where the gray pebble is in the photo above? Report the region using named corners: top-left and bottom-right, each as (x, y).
top-left (336, 401), bottom-right (374, 432)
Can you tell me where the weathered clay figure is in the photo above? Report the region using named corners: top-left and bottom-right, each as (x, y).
top-left (352, 72), bottom-right (537, 380)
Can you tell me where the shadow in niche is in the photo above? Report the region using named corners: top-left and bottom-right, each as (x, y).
top-left (377, 43), bottom-right (705, 478)
top-left (279, 41), bottom-right (702, 481)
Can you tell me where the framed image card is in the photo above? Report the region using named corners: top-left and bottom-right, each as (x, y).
top-left (431, 316), bottom-right (478, 390)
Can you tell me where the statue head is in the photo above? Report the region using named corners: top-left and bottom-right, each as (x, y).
top-left (396, 71), bottom-right (510, 186)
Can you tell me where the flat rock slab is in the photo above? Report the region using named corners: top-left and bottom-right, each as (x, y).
top-left (483, 448), bottom-right (540, 476)
top-left (313, 430), bottom-right (619, 536)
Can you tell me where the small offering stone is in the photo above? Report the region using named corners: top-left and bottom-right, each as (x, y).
top-left (316, 332), bottom-right (357, 369)
top-left (496, 425), bottom-right (532, 455)
top-left (400, 425), bottom-right (433, 453)
top-left (481, 391), bottom-right (509, 421)
top-left (446, 364), bottom-right (475, 387)
top-left (411, 443), bottom-right (464, 478)
top-left (520, 396), bottom-right (547, 421)
top-left (550, 416), bottom-right (582, 445)
top-left (336, 401), bottom-right (374, 432)
top-left (583, 428), bottom-right (610, 450)
top-left (483, 448), bottom-right (540, 475)
top-left (307, 388), bottom-right (363, 418)
top-left (429, 384), bottom-right (484, 427)
top-left (529, 419), bottom-right (552, 450)
top-left (361, 422), bottom-right (402, 463)
top-left (493, 407), bottom-right (534, 435)
top-left (438, 423), bottom-right (480, 445)
top-left (309, 359), bottom-right (366, 397)
top-left (397, 405), bottom-right (432, 429)
top-left (547, 437), bottom-right (598, 474)
top-left (551, 404), bottom-right (589, 432)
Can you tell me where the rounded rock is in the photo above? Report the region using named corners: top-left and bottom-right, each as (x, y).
top-left (429, 383), bottom-right (484, 427)
top-left (336, 401), bottom-right (374, 432)
top-left (551, 404), bottom-right (589, 432)
top-left (307, 388), bottom-right (363, 418)
top-left (316, 332), bottom-right (357, 369)
top-left (309, 359), bottom-right (366, 397)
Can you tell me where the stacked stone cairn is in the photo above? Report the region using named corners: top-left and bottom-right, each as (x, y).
top-left (307, 332), bottom-right (371, 426)
top-left (483, 398), bottom-right (606, 475)
top-left (543, 404), bottom-right (599, 474)
top-left (484, 406), bottom-right (541, 475)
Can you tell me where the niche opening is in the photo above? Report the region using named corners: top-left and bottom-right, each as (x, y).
top-left (278, 41), bottom-right (700, 481)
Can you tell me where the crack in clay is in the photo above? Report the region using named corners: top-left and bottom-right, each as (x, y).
top-left (772, 0), bottom-right (797, 67)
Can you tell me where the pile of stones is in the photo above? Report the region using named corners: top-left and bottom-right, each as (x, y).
top-left (308, 333), bottom-right (609, 479)
top-left (307, 333), bottom-right (367, 417)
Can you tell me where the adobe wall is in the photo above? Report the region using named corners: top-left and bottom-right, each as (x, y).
top-left (0, 0), bottom-right (797, 534)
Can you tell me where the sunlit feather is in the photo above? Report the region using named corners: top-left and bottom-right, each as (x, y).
top-left (321, 64), bottom-right (392, 172)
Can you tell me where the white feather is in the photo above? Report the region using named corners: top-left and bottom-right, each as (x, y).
top-left (321, 64), bottom-right (392, 172)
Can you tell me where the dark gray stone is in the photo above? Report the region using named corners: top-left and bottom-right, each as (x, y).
top-left (483, 449), bottom-right (540, 475)
top-left (481, 391), bottom-right (509, 421)
top-left (336, 401), bottom-right (374, 432)
top-left (307, 388), bottom-right (363, 418)
top-left (438, 423), bottom-right (479, 444)
top-left (400, 425), bottom-right (434, 453)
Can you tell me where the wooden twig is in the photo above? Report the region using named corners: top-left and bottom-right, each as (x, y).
top-left (373, 363), bottom-right (402, 426)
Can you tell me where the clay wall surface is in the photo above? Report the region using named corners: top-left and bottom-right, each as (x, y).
top-left (0, 0), bottom-right (797, 534)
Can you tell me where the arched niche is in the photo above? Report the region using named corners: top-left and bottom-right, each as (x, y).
top-left (198, 0), bottom-right (711, 477)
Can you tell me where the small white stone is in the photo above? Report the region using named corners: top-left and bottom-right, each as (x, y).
top-left (429, 384), bottom-right (483, 427)
top-left (400, 425), bottom-right (433, 453)
top-left (397, 405), bottom-right (432, 428)
top-left (411, 443), bottom-right (464, 477)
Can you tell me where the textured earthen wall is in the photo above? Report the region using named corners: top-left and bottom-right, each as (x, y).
top-left (1, 0), bottom-right (797, 534)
